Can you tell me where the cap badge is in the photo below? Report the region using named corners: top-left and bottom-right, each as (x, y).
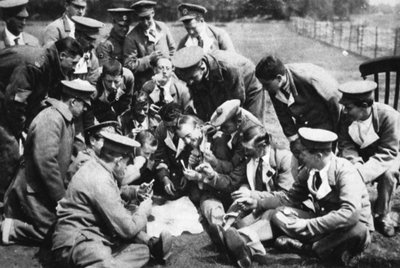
top-left (182, 8), bottom-right (188, 15)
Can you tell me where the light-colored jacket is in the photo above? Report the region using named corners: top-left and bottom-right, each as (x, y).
top-left (42, 14), bottom-right (73, 47)
top-left (0, 28), bottom-right (40, 49)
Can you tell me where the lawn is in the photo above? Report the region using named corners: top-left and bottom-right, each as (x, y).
top-left (3, 20), bottom-right (399, 268)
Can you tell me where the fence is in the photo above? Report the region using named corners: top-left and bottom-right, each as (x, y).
top-left (291, 17), bottom-right (400, 59)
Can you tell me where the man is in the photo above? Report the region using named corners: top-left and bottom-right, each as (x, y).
top-left (177, 3), bottom-right (235, 53)
top-left (123, 0), bottom-right (176, 91)
top-left (2, 79), bottom-right (94, 245)
top-left (52, 131), bottom-right (172, 267)
top-left (71, 15), bottom-right (103, 85)
top-left (231, 128), bottom-right (373, 267)
top-left (172, 46), bottom-right (266, 123)
top-left (96, 8), bottom-right (134, 65)
top-left (0, 0), bottom-right (39, 49)
top-left (337, 80), bottom-right (400, 237)
top-left (42, 0), bottom-right (86, 47)
top-left (255, 55), bottom-right (341, 156)
top-left (0, 38), bottom-right (82, 197)
top-left (91, 59), bottom-right (134, 122)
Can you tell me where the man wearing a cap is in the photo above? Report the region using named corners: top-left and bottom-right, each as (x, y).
top-left (90, 59), bottom-right (134, 122)
top-left (43, 0), bottom-right (86, 47)
top-left (232, 127), bottom-right (373, 267)
top-left (96, 8), bottom-right (134, 65)
top-left (52, 131), bottom-right (172, 267)
top-left (72, 15), bottom-right (103, 85)
top-left (337, 80), bottom-right (400, 237)
top-left (255, 55), bottom-right (341, 158)
top-left (2, 79), bottom-right (94, 245)
top-left (0, 0), bottom-right (39, 49)
top-left (177, 3), bottom-right (235, 53)
top-left (124, 0), bottom-right (176, 91)
top-left (173, 46), bottom-right (266, 123)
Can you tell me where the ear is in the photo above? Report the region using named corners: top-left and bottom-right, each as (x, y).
top-left (59, 51), bottom-right (67, 61)
top-left (199, 61), bottom-right (207, 71)
top-left (276, 74), bottom-right (285, 86)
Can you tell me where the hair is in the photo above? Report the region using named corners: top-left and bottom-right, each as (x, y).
top-left (133, 91), bottom-right (149, 105)
top-left (2, 6), bottom-right (24, 19)
top-left (158, 102), bottom-right (182, 122)
top-left (176, 115), bottom-right (203, 131)
top-left (150, 55), bottom-right (171, 68)
top-left (102, 59), bottom-right (123, 76)
top-left (55, 37), bottom-right (84, 57)
top-left (242, 125), bottom-right (270, 145)
top-left (255, 55), bottom-right (286, 81)
top-left (306, 147), bottom-right (332, 156)
top-left (135, 129), bottom-right (158, 147)
top-left (349, 98), bottom-right (374, 108)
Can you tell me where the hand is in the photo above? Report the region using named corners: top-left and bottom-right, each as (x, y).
top-left (203, 149), bottom-right (218, 167)
top-left (183, 169), bottom-right (201, 181)
top-left (149, 103), bottom-right (161, 115)
top-left (236, 197), bottom-right (258, 211)
top-left (149, 50), bottom-right (163, 62)
top-left (162, 177), bottom-right (176, 196)
top-left (137, 198), bottom-right (153, 217)
top-left (134, 156), bottom-right (147, 168)
top-left (137, 183), bottom-right (152, 201)
top-left (188, 152), bottom-right (201, 168)
top-left (286, 218), bottom-right (309, 236)
top-left (196, 162), bottom-right (216, 177)
top-left (231, 188), bottom-right (252, 200)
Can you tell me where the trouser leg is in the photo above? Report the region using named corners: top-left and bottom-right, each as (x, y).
top-left (112, 243), bottom-right (150, 268)
top-left (200, 196), bottom-right (225, 225)
top-left (375, 169), bottom-right (399, 217)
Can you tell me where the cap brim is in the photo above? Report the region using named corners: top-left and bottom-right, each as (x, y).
top-left (179, 15), bottom-right (196, 21)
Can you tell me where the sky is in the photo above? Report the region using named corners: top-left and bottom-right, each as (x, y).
top-left (369, 0), bottom-right (400, 6)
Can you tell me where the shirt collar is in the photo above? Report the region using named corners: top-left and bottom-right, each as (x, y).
top-left (5, 27), bottom-right (23, 45)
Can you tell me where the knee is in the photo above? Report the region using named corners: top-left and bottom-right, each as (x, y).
top-left (270, 207), bottom-right (288, 229)
top-left (380, 169), bottom-right (399, 187)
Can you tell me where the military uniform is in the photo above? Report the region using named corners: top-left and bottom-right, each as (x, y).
top-left (0, 29), bottom-right (39, 49)
top-left (42, 14), bottom-right (74, 47)
top-left (173, 47), bottom-right (266, 123)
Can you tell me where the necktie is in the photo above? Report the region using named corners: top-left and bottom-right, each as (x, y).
top-left (196, 35), bottom-right (204, 48)
top-left (14, 37), bottom-right (20, 45)
top-left (149, 29), bottom-right (156, 38)
top-left (314, 171), bottom-right (322, 190)
top-left (158, 85), bottom-right (165, 104)
top-left (255, 158), bottom-right (264, 191)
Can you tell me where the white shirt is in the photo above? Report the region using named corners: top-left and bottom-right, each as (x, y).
top-left (348, 113), bottom-right (379, 149)
top-left (246, 146), bottom-right (275, 191)
top-left (184, 23), bottom-right (214, 53)
top-left (307, 157), bottom-right (332, 200)
top-left (149, 79), bottom-right (174, 104)
top-left (65, 15), bottom-right (75, 39)
top-left (5, 27), bottom-right (24, 46)
top-left (145, 23), bottom-right (160, 43)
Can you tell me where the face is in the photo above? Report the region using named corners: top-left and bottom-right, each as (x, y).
top-left (70, 98), bottom-right (88, 118)
top-left (220, 118), bottom-right (238, 135)
top-left (259, 76), bottom-right (282, 96)
top-left (6, 15), bottom-right (27, 36)
top-left (176, 123), bottom-right (202, 148)
top-left (299, 149), bottom-right (318, 169)
top-left (91, 137), bottom-right (104, 155)
top-left (164, 118), bottom-right (179, 133)
top-left (114, 23), bottom-right (130, 38)
top-left (154, 58), bottom-right (173, 85)
top-left (139, 12), bottom-right (155, 30)
top-left (342, 102), bottom-right (365, 121)
top-left (60, 53), bottom-right (81, 76)
top-left (133, 99), bottom-right (149, 122)
top-left (103, 74), bottom-right (123, 94)
top-left (183, 18), bottom-right (202, 38)
top-left (242, 138), bottom-right (264, 159)
top-left (138, 143), bottom-right (157, 160)
top-left (178, 64), bottom-right (205, 86)
top-left (113, 156), bottom-right (130, 183)
top-left (66, 3), bottom-right (86, 17)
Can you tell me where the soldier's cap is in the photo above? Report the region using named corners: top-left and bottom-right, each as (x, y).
top-left (107, 8), bottom-right (134, 26)
top-left (69, 0), bottom-right (87, 7)
top-left (210, 99), bottom-right (240, 127)
top-left (339, 80), bottom-right (376, 104)
top-left (130, 0), bottom-right (156, 17)
top-left (298, 127), bottom-right (337, 150)
top-left (172, 46), bottom-right (204, 70)
top-left (100, 131), bottom-right (140, 155)
top-left (72, 16), bottom-right (104, 40)
top-left (84, 121), bottom-right (119, 136)
top-left (0, 0), bottom-right (29, 18)
top-left (178, 3), bottom-right (207, 22)
top-left (61, 79), bottom-right (95, 106)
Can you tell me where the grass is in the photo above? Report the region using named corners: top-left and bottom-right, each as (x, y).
top-left (6, 20), bottom-right (399, 268)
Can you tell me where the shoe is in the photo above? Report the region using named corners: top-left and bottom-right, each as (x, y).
top-left (1, 218), bottom-right (15, 245)
top-left (340, 250), bottom-right (361, 267)
top-left (148, 230), bottom-right (173, 264)
top-left (375, 217), bottom-right (396, 237)
top-left (274, 236), bottom-right (305, 254)
top-left (225, 228), bottom-right (252, 268)
top-left (208, 223), bottom-right (225, 251)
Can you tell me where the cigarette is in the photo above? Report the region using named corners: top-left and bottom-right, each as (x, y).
top-left (180, 160), bottom-right (187, 170)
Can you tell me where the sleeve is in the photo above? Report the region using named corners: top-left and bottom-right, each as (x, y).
top-left (123, 32), bottom-right (151, 73)
top-left (42, 25), bottom-right (59, 47)
top-left (224, 65), bottom-right (246, 105)
top-left (274, 149), bottom-right (295, 192)
top-left (206, 158), bottom-right (246, 193)
top-left (93, 180), bottom-right (147, 240)
top-left (337, 112), bottom-right (363, 164)
top-left (218, 29), bottom-right (235, 52)
top-left (270, 94), bottom-right (297, 138)
top-left (96, 41), bottom-right (113, 67)
top-left (165, 25), bottom-right (176, 57)
top-left (306, 163), bottom-right (362, 236)
top-left (32, 112), bottom-right (67, 203)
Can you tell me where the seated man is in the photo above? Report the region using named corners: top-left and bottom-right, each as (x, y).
top-left (229, 128), bottom-right (373, 267)
top-left (91, 59), bottom-right (134, 122)
top-left (140, 56), bottom-right (191, 115)
top-left (338, 80), bottom-right (400, 237)
top-left (2, 79), bottom-right (94, 245)
top-left (52, 132), bottom-right (172, 267)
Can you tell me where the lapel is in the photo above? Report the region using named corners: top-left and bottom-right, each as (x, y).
top-left (164, 130), bottom-right (177, 152)
top-left (286, 68), bottom-right (299, 98)
top-left (371, 103), bottom-right (380, 133)
top-left (246, 158), bottom-right (256, 190)
top-left (62, 14), bottom-right (71, 33)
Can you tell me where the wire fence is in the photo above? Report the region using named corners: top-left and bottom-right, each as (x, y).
top-left (291, 17), bottom-right (400, 59)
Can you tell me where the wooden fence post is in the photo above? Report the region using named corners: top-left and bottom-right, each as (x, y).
top-left (339, 23), bottom-right (343, 48)
top-left (360, 25), bottom-right (364, 56)
top-left (348, 24), bottom-right (353, 51)
top-left (374, 26), bottom-right (378, 58)
top-left (331, 21), bottom-right (335, 45)
top-left (394, 28), bottom-right (399, 56)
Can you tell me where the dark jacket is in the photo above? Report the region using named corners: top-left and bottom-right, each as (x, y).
top-left (96, 27), bottom-right (125, 66)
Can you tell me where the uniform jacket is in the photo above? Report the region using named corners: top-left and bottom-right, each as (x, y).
top-left (90, 67), bottom-right (134, 122)
top-left (5, 99), bottom-right (74, 232)
top-left (52, 157), bottom-right (147, 251)
top-left (188, 50), bottom-right (264, 122)
top-left (1, 44), bottom-right (65, 136)
top-left (0, 28), bottom-right (40, 49)
top-left (140, 76), bottom-right (191, 112)
top-left (244, 146), bottom-right (294, 200)
top-left (338, 102), bottom-right (400, 183)
top-left (270, 63), bottom-right (341, 138)
top-left (258, 155), bottom-right (374, 236)
top-left (96, 27), bottom-right (125, 66)
top-left (43, 14), bottom-right (73, 47)
top-left (123, 21), bottom-right (176, 90)
top-left (177, 24), bottom-right (235, 53)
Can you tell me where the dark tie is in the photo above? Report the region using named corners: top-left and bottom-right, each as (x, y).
top-left (255, 158), bottom-right (264, 191)
top-left (158, 85), bottom-right (165, 104)
top-left (14, 37), bottom-right (20, 45)
top-left (196, 35), bottom-right (204, 48)
top-left (314, 171), bottom-right (322, 190)
top-left (149, 29), bottom-right (156, 39)
top-left (172, 133), bottom-right (179, 147)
